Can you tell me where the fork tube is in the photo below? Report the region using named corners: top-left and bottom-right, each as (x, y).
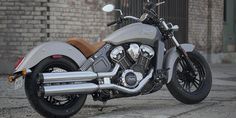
top-left (154, 39), bottom-right (165, 70)
top-left (159, 18), bottom-right (196, 75)
top-left (171, 36), bottom-right (180, 47)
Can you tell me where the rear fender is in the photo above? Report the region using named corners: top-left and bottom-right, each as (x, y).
top-left (163, 44), bottom-right (195, 83)
top-left (14, 41), bottom-right (87, 73)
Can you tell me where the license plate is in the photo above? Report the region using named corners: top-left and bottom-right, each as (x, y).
top-left (14, 76), bottom-right (24, 90)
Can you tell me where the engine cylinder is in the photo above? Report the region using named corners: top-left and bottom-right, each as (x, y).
top-left (132, 45), bottom-right (155, 73)
top-left (110, 46), bottom-right (132, 69)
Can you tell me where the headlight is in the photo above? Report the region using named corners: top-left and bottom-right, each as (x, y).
top-left (140, 13), bottom-right (149, 22)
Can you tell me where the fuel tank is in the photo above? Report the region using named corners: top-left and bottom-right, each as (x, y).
top-left (104, 23), bottom-right (159, 46)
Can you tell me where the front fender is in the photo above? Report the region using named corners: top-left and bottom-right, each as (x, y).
top-left (163, 44), bottom-right (195, 83)
top-left (15, 41), bottom-right (87, 73)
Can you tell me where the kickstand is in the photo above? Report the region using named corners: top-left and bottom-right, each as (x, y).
top-left (98, 101), bottom-right (107, 111)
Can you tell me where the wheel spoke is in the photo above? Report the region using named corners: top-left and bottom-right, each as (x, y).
top-left (177, 63), bottom-right (184, 72)
top-left (182, 82), bottom-right (186, 89)
top-left (193, 80), bottom-right (200, 88)
top-left (175, 54), bottom-right (208, 94)
top-left (178, 79), bottom-right (184, 84)
top-left (195, 78), bottom-right (201, 82)
top-left (195, 79), bottom-right (201, 85)
top-left (179, 59), bottom-right (187, 69)
top-left (192, 81), bottom-right (199, 88)
top-left (190, 82), bottom-right (194, 89)
top-left (186, 82), bottom-right (191, 92)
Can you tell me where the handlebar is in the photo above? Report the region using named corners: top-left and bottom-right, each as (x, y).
top-left (106, 1), bottom-right (165, 27)
top-left (107, 16), bottom-right (140, 26)
top-left (124, 16), bottom-right (140, 21)
top-left (107, 20), bottom-right (118, 26)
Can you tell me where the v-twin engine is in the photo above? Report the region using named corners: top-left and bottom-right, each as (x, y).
top-left (110, 44), bottom-right (155, 72)
top-left (110, 44), bottom-right (155, 88)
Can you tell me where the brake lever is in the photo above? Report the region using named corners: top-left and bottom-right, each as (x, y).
top-left (155, 1), bottom-right (165, 6)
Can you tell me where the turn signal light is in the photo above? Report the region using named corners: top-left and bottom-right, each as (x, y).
top-left (22, 68), bottom-right (27, 77)
top-left (8, 75), bottom-right (14, 83)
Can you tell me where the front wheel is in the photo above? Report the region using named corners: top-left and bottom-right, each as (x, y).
top-left (25, 57), bottom-right (87, 118)
top-left (167, 50), bottom-right (212, 104)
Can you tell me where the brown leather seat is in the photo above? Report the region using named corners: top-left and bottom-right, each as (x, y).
top-left (67, 37), bottom-right (105, 58)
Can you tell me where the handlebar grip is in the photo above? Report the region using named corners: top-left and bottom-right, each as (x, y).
top-left (107, 21), bottom-right (118, 26)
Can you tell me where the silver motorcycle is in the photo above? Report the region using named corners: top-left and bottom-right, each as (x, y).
top-left (8, 1), bottom-right (212, 117)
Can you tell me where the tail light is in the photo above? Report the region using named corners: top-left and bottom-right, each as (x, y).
top-left (51, 54), bottom-right (63, 59)
top-left (14, 57), bottom-right (24, 69)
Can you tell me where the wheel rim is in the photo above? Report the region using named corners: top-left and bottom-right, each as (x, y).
top-left (176, 57), bottom-right (206, 93)
top-left (39, 64), bottom-right (80, 107)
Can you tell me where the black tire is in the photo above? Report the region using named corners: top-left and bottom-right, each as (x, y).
top-left (25, 57), bottom-right (87, 118)
top-left (166, 50), bottom-right (212, 104)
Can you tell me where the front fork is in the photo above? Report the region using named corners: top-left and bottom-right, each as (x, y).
top-left (160, 19), bottom-right (198, 76)
top-left (171, 33), bottom-right (198, 76)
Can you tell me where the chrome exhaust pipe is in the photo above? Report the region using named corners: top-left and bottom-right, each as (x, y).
top-left (39, 64), bottom-right (120, 84)
top-left (99, 69), bottom-right (153, 94)
top-left (40, 83), bottom-right (99, 96)
top-left (40, 69), bottom-right (153, 96)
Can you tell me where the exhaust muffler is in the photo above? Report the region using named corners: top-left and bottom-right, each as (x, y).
top-left (39, 69), bottom-right (154, 96)
top-left (39, 64), bottom-right (120, 84)
top-left (39, 83), bottom-right (99, 96)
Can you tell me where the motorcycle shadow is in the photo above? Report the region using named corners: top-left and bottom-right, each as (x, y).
top-left (77, 98), bottom-right (179, 118)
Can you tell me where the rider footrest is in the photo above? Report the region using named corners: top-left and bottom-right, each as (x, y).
top-left (155, 68), bottom-right (169, 83)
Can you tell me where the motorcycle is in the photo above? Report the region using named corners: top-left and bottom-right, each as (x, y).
top-left (8, 1), bottom-right (212, 117)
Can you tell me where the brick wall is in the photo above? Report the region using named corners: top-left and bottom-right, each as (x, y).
top-left (188, 0), bottom-right (224, 53)
top-left (0, 0), bottom-right (47, 73)
top-left (0, 0), bottom-right (115, 74)
top-left (46, 0), bottom-right (115, 42)
top-left (0, 0), bottom-right (225, 74)
top-left (210, 0), bottom-right (224, 53)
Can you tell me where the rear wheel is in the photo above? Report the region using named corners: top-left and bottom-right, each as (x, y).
top-left (25, 57), bottom-right (87, 118)
top-left (167, 50), bottom-right (212, 104)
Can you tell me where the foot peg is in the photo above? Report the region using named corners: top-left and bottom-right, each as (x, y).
top-left (155, 68), bottom-right (169, 83)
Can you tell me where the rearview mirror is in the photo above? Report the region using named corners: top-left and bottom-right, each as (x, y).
top-left (172, 25), bottom-right (179, 32)
top-left (102, 4), bottom-right (115, 12)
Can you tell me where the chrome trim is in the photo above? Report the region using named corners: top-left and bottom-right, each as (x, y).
top-left (124, 16), bottom-right (141, 22)
top-left (171, 36), bottom-right (180, 47)
top-left (42, 64), bottom-right (120, 84)
top-left (43, 83), bottom-right (99, 96)
top-left (156, 1), bottom-right (165, 6)
top-left (110, 46), bottom-right (125, 61)
top-left (140, 45), bottom-right (155, 59)
top-left (26, 69), bottom-right (32, 73)
top-left (121, 69), bottom-right (143, 88)
top-left (160, 20), bottom-right (169, 30)
top-left (97, 64), bottom-right (120, 77)
top-left (42, 68), bottom-right (154, 96)
top-left (42, 71), bottom-right (98, 84)
top-left (114, 9), bottom-right (123, 15)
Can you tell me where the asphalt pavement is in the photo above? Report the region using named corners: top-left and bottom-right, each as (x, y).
top-left (0, 64), bottom-right (236, 118)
